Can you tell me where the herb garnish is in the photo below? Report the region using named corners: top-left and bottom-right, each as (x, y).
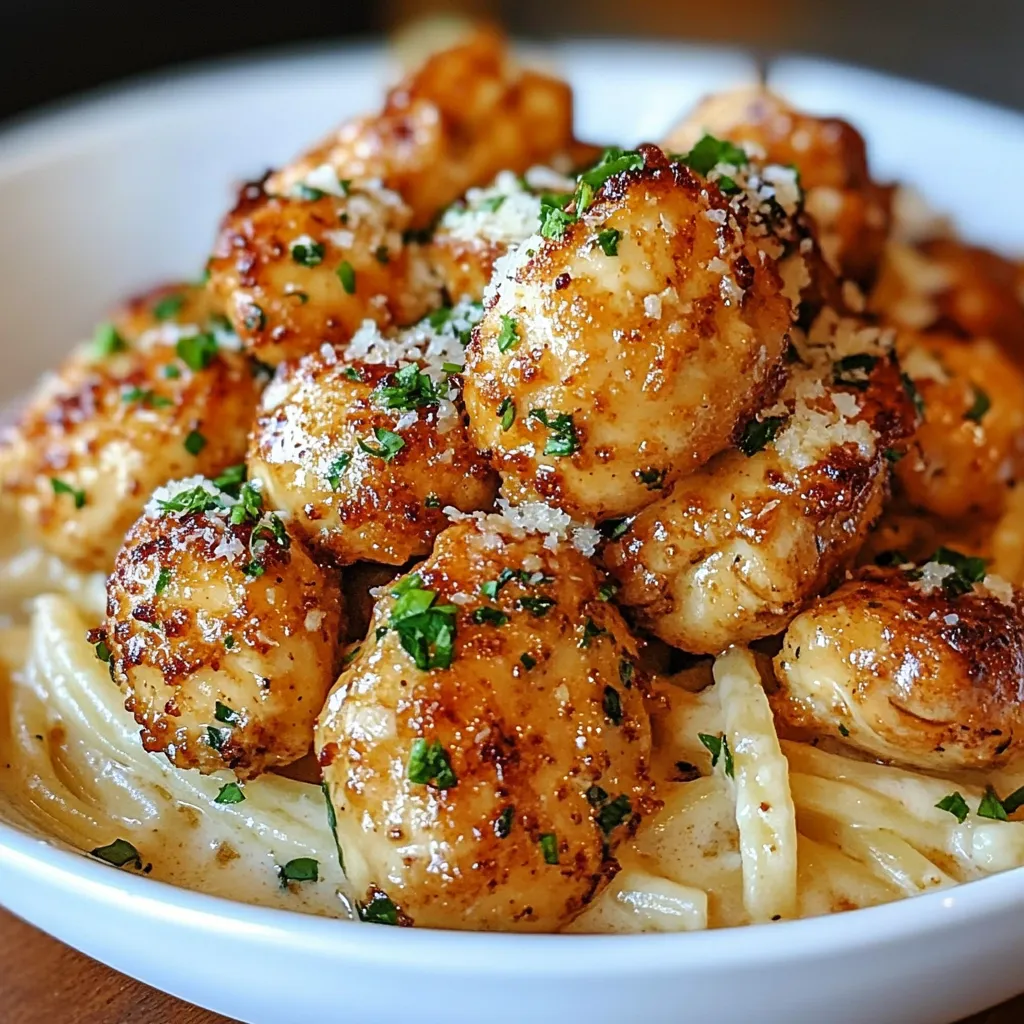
top-left (965, 385), bottom-right (991, 423)
top-left (494, 805), bottom-right (515, 839)
top-left (93, 322), bottom-right (127, 357)
top-left (375, 364), bottom-right (439, 411)
top-left (326, 453), bottom-right (352, 490)
top-left (291, 239), bottom-right (325, 267)
top-left (699, 732), bottom-right (735, 778)
top-left (51, 477), bottom-right (85, 509)
top-left (175, 332), bottom-right (218, 371)
top-left (153, 294), bottom-right (185, 321)
top-left (154, 567), bottom-right (172, 595)
top-left (406, 738), bottom-right (457, 788)
top-left (597, 228), bottom-right (621, 256)
top-left (738, 416), bottom-right (786, 457)
top-left (184, 430), bottom-right (206, 456)
top-left (358, 427), bottom-right (405, 463)
top-left (595, 794), bottom-right (632, 834)
top-left (497, 314), bottom-right (520, 353)
top-left (529, 408), bottom-right (579, 456)
top-left (602, 685), bottom-right (623, 725)
top-left (215, 782), bottom-right (245, 805)
top-left (336, 261), bottom-right (357, 294)
top-left (935, 791), bottom-right (969, 823)
top-left (358, 891), bottom-right (400, 925)
top-left (539, 833), bottom-right (559, 865)
top-left (389, 574), bottom-right (457, 670)
top-left (90, 838), bottom-right (142, 869)
top-left (678, 134), bottom-right (749, 177)
top-left (277, 857), bottom-right (319, 887)
top-left (497, 396), bottom-right (516, 431)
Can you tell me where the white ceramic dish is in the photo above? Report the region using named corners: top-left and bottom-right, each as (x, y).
top-left (0, 39), bottom-right (1022, 1024)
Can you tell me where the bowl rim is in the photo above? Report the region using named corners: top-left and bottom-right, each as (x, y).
top-left (1, 37), bottom-right (1024, 967)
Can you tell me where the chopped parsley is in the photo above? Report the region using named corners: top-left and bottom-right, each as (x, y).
top-left (597, 581), bottom-right (618, 602)
top-left (406, 738), bottom-right (457, 788)
top-left (596, 794), bottom-right (632, 834)
top-left (833, 353), bottom-right (878, 389)
top-left (277, 857), bottom-right (319, 887)
top-left (494, 805), bottom-right (515, 839)
top-left (374, 245), bottom-right (390, 264)
top-left (342, 366), bottom-right (364, 382)
top-left (579, 617), bottom-right (607, 649)
top-left (156, 484), bottom-right (223, 516)
top-left (902, 372), bottom-right (925, 415)
top-left (214, 701), bottom-right (241, 725)
top-left (358, 890), bottom-right (399, 925)
top-left (229, 482), bottom-right (264, 525)
top-left (618, 659), bottom-right (634, 688)
top-left (935, 791), bottom-right (969, 823)
top-left (424, 493), bottom-right (441, 508)
top-left (596, 228), bottom-right (621, 256)
top-left (389, 574), bottom-right (457, 670)
top-left (184, 430), bottom-right (207, 456)
top-left (207, 726), bottom-right (229, 751)
top-left (215, 782), bottom-right (245, 805)
top-left (965, 385), bottom-right (991, 423)
top-left (601, 518), bottom-right (630, 540)
top-left (322, 780), bottom-right (344, 869)
top-left (175, 332), bottom-right (219, 371)
top-left (375, 364), bottom-right (439, 411)
top-left (93, 639), bottom-right (111, 663)
top-left (520, 652), bottom-right (537, 671)
top-left (325, 453), bottom-right (352, 490)
top-left (539, 832), bottom-right (559, 865)
top-left (928, 547), bottom-right (987, 598)
top-left (92, 322), bottom-right (127, 357)
top-left (602, 685), bottom-right (623, 725)
top-left (479, 194), bottom-right (506, 213)
top-left (636, 467), bottom-right (666, 490)
top-left (497, 314), bottom-right (520, 353)
top-left (884, 447), bottom-right (905, 464)
top-left (152, 293), bottom-right (185, 321)
top-left (576, 148), bottom-right (645, 208)
top-left (529, 408), bottom-right (579, 457)
top-left (1002, 786), bottom-right (1024, 816)
top-left (51, 477), bottom-right (85, 509)
top-left (699, 732), bottom-right (735, 778)
top-left (738, 416), bottom-right (786, 457)
top-left (336, 261), bottom-right (357, 294)
top-left (978, 787), bottom-right (1009, 821)
top-left (90, 838), bottom-right (142, 869)
top-left (358, 427), bottom-right (405, 463)
top-left (497, 396), bottom-right (516, 431)
top-left (586, 785), bottom-right (608, 806)
top-left (122, 386), bottom-right (173, 409)
top-left (518, 595), bottom-right (556, 618)
top-left (154, 567), bottom-right (172, 595)
top-left (291, 239), bottom-right (325, 266)
top-left (679, 134), bottom-right (748, 177)
top-left (213, 463), bottom-right (246, 495)
top-left (471, 606), bottom-right (509, 627)
top-left (539, 195), bottom-right (575, 240)
top-left (838, 723), bottom-right (850, 737)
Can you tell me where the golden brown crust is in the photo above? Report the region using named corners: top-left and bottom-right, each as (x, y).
top-left (604, 335), bottom-right (916, 653)
top-left (207, 181), bottom-right (440, 365)
top-left (464, 147), bottom-right (793, 521)
top-left (316, 520), bottom-right (656, 931)
top-left (0, 285), bottom-right (259, 571)
top-left (268, 31), bottom-right (577, 229)
top-left (894, 332), bottom-right (1024, 521)
top-left (773, 566), bottom-right (1024, 771)
top-left (665, 87), bottom-right (891, 285)
top-left (105, 501), bottom-right (343, 779)
top-left (247, 352), bottom-right (498, 566)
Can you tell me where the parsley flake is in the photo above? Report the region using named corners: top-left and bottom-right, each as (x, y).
top-left (215, 782), bottom-right (245, 805)
top-left (358, 890), bottom-right (400, 925)
top-left (277, 857), bottom-right (319, 887)
top-left (965, 385), bottom-right (991, 423)
top-left (358, 427), bottom-right (405, 462)
top-left (336, 261), bottom-right (357, 294)
top-left (154, 567), bottom-right (172, 595)
top-left (291, 239), bottom-right (325, 267)
top-left (406, 738), bottom-right (457, 788)
top-left (495, 805), bottom-right (515, 839)
top-left (51, 477), bottom-right (85, 509)
top-left (596, 794), bottom-right (632, 834)
top-left (184, 429), bottom-right (206, 456)
top-left (978, 787), bottom-right (1009, 821)
top-left (375, 364), bottom-right (439, 411)
top-left (497, 314), bottom-right (520, 353)
top-left (539, 832), bottom-right (559, 865)
top-left (597, 228), bottom-right (621, 256)
top-left (529, 408), bottom-right (579, 457)
top-left (602, 685), bottom-right (623, 725)
top-left (175, 332), bottom-right (218, 371)
top-left (935, 791), bottom-right (969, 823)
top-left (497, 396), bottom-right (516, 431)
top-left (90, 838), bottom-right (142, 869)
top-left (389, 575), bottom-right (457, 670)
top-left (679, 135), bottom-right (748, 177)
top-left (92, 322), bottom-right (127, 357)
top-left (518, 595), bottom-right (556, 618)
top-left (326, 453), bottom-right (352, 490)
top-left (738, 416), bottom-right (786, 457)
top-left (471, 606), bottom-right (509, 627)
top-left (153, 293), bottom-right (185, 321)
top-left (699, 732), bottom-right (735, 778)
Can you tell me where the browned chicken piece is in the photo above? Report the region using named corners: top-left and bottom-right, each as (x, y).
top-left (248, 307), bottom-right (497, 567)
top-left (268, 30), bottom-right (577, 229)
top-left (316, 518), bottom-right (656, 931)
top-left (603, 310), bottom-right (917, 654)
top-left (0, 283), bottom-right (259, 572)
top-left (103, 477), bottom-right (343, 779)
top-left (773, 562), bottom-right (1024, 772)
top-left (665, 87), bottom-right (892, 287)
top-left (893, 331), bottom-right (1024, 521)
top-left (207, 178), bottom-right (442, 366)
top-left (464, 144), bottom-right (794, 522)
top-left (872, 238), bottom-right (1024, 361)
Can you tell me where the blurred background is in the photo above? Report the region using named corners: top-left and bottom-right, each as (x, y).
top-left (0, 0), bottom-right (1020, 122)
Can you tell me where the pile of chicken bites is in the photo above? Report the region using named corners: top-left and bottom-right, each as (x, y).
top-left (5, 32), bottom-right (1024, 930)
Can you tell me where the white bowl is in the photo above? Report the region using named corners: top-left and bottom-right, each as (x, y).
top-left (1, 40), bottom-right (1023, 1024)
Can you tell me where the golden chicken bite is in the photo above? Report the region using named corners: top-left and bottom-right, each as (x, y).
top-left (464, 145), bottom-right (793, 521)
top-left (207, 178), bottom-right (441, 365)
top-left (665, 87), bottom-right (891, 285)
top-left (872, 238), bottom-right (1024, 359)
top-left (103, 477), bottom-right (342, 779)
top-left (268, 31), bottom-right (577, 230)
top-left (604, 311), bottom-right (917, 654)
top-left (0, 294), bottom-right (259, 571)
top-left (316, 518), bottom-right (656, 931)
top-left (894, 332), bottom-right (1024, 521)
top-left (248, 310), bottom-right (497, 567)
top-left (772, 562), bottom-right (1024, 772)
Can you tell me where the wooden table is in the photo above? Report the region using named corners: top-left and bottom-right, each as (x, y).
top-left (1, 907), bottom-right (1021, 1023)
